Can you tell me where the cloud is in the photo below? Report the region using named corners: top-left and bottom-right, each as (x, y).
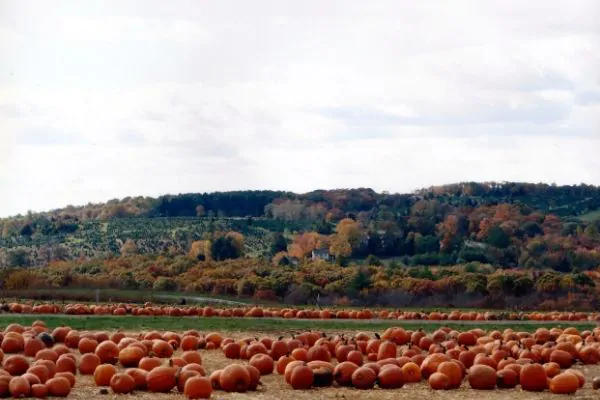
top-left (0, 0), bottom-right (599, 216)
top-left (575, 90), bottom-right (600, 106)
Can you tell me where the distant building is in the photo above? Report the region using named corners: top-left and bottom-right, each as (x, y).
top-left (311, 248), bottom-right (331, 261)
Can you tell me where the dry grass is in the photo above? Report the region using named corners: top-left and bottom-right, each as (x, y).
top-left (57, 329), bottom-right (600, 400)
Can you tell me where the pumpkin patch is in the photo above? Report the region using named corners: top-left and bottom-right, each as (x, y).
top-left (0, 318), bottom-right (598, 399)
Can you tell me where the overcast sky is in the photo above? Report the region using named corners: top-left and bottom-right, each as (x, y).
top-left (0, 0), bottom-right (599, 217)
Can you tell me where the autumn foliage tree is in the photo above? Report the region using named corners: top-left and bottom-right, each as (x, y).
top-left (189, 240), bottom-right (211, 261)
top-left (120, 239), bottom-right (138, 256)
top-left (288, 232), bottom-right (321, 259)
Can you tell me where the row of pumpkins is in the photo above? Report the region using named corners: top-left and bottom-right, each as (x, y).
top-left (218, 326), bottom-right (600, 394)
top-left (3, 301), bottom-right (599, 321)
top-left (2, 322), bottom-right (600, 398)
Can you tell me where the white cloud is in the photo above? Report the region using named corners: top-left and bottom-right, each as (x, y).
top-left (48, 15), bottom-right (209, 43)
top-left (0, 0), bottom-right (599, 216)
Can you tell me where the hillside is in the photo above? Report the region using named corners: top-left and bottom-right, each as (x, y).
top-left (1, 182), bottom-right (599, 269)
top-left (1, 181), bottom-right (600, 309)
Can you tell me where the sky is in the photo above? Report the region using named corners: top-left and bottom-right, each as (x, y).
top-left (0, 0), bottom-right (599, 217)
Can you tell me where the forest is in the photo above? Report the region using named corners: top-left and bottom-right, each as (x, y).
top-left (0, 181), bottom-right (599, 308)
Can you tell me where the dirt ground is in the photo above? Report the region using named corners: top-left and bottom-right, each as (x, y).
top-left (52, 329), bottom-right (600, 400)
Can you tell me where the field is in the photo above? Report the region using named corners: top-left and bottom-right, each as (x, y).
top-left (1, 310), bottom-right (600, 399)
top-left (579, 209), bottom-right (600, 222)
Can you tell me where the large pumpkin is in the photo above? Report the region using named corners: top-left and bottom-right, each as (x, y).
top-left (184, 376), bottom-right (212, 399)
top-left (520, 364), bottom-right (548, 392)
top-left (93, 364), bottom-right (116, 386)
top-left (468, 365), bottom-right (496, 390)
top-left (146, 365), bottom-right (177, 392)
top-left (549, 372), bottom-right (579, 394)
top-left (377, 365), bottom-right (404, 389)
top-left (110, 373), bottom-right (136, 394)
top-left (219, 364), bottom-right (251, 392)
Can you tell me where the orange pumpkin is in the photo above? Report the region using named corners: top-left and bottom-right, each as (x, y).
top-left (119, 346), bottom-right (145, 368)
top-left (95, 341), bottom-right (119, 364)
top-left (520, 363), bottom-right (548, 392)
top-left (377, 364), bottom-right (404, 389)
top-left (9, 376), bottom-right (30, 398)
top-left (125, 368), bottom-right (148, 390)
top-left (250, 354), bottom-right (274, 375)
top-left (289, 365), bottom-right (314, 390)
top-left (3, 355), bottom-right (29, 376)
top-left (332, 361), bottom-right (358, 387)
top-left (351, 366), bottom-right (376, 390)
top-left (54, 372), bottom-right (75, 388)
top-left (110, 373), bottom-right (136, 394)
top-left (45, 376), bottom-right (71, 397)
top-left (429, 372), bottom-right (450, 390)
top-left (55, 355), bottom-right (76, 374)
top-left (181, 351), bottom-right (202, 365)
top-left (468, 365), bottom-right (496, 390)
top-left (437, 361), bottom-right (462, 389)
top-left (93, 364), bottom-right (117, 386)
top-left (549, 372), bottom-right (579, 394)
top-left (31, 383), bottom-right (48, 398)
top-left (219, 364), bottom-right (251, 392)
top-left (401, 362), bottom-right (422, 383)
top-left (79, 353), bottom-right (101, 375)
top-left (146, 366), bottom-right (177, 392)
top-left (496, 368), bottom-right (518, 389)
top-left (184, 376), bottom-right (212, 399)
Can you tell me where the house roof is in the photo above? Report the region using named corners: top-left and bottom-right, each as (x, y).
top-left (312, 248), bottom-right (330, 255)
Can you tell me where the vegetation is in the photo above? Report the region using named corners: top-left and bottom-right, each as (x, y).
top-left (0, 315), bottom-right (593, 332)
top-left (1, 182), bottom-right (599, 309)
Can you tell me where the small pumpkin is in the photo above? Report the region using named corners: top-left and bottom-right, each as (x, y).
top-left (27, 365), bottom-right (50, 384)
top-left (377, 364), bottom-right (404, 389)
top-left (95, 341), bottom-right (119, 364)
top-left (184, 376), bottom-right (212, 399)
top-left (54, 372), bottom-right (75, 388)
top-left (181, 351), bottom-right (202, 365)
top-left (110, 373), bottom-right (136, 394)
top-left (250, 354), bottom-right (274, 375)
top-left (9, 376), bottom-right (30, 398)
top-left (31, 383), bottom-right (48, 398)
top-left (401, 362), bottom-right (422, 383)
top-left (351, 366), bottom-right (376, 390)
top-left (333, 361), bottom-right (359, 386)
top-left (55, 355), bottom-right (76, 374)
top-left (437, 361), bottom-right (462, 389)
top-left (139, 356), bottom-right (163, 371)
top-left (245, 365), bottom-right (261, 391)
top-left (549, 349), bottom-right (573, 368)
top-left (176, 370), bottom-right (200, 393)
top-left (429, 372), bottom-right (450, 390)
top-left (79, 353), bottom-right (101, 375)
top-left (93, 364), bottom-right (117, 386)
top-left (3, 355), bottom-right (29, 376)
top-left (125, 368), bottom-right (148, 390)
top-left (119, 346), bottom-right (145, 368)
top-left (496, 369), bottom-right (518, 389)
top-left (289, 365), bottom-right (314, 390)
top-left (152, 341), bottom-right (174, 358)
top-left (45, 376), bottom-right (71, 397)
